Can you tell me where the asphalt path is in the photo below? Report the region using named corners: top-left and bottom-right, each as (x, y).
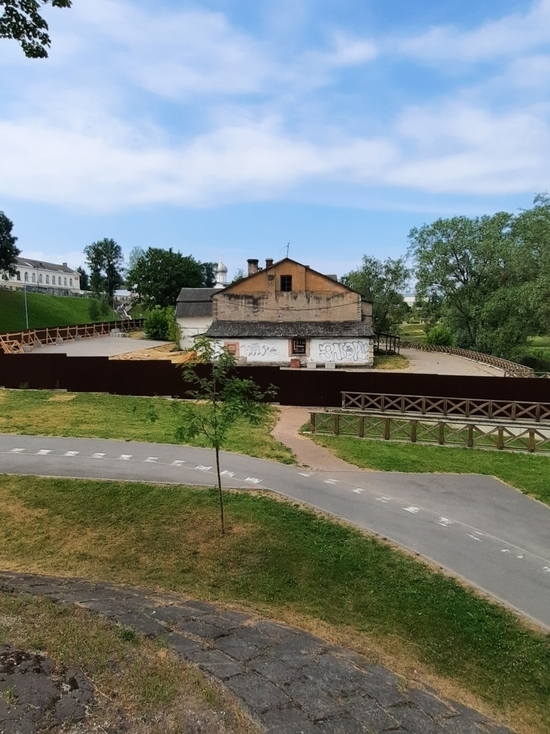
top-left (1, 433), bottom-right (549, 630)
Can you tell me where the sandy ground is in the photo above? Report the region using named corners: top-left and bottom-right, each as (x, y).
top-left (33, 335), bottom-right (171, 357)
top-left (382, 348), bottom-right (503, 376)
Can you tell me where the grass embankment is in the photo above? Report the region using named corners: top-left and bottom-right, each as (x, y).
top-left (0, 476), bottom-right (548, 733)
top-left (310, 435), bottom-right (550, 506)
top-left (372, 354), bottom-right (409, 369)
top-left (0, 591), bottom-right (258, 734)
top-left (0, 290), bottom-right (119, 333)
top-left (399, 322), bottom-right (426, 343)
top-left (0, 390), bottom-right (294, 464)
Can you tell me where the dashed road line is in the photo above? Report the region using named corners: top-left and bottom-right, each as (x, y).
top-left (245, 477), bottom-right (262, 484)
top-left (375, 496), bottom-right (392, 503)
top-left (468, 534), bottom-right (482, 542)
top-left (220, 470), bottom-right (235, 477)
top-left (64, 451), bottom-right (79, 457)
top-left (91, 453), bottom-right (105, 459)
top-left (437, 517), bottom-right (453, 527)
top-left (324, 479), bottom-right (339, 485)
top-left (119, 455), bottom-right (133, 461)
top-left (352, 488), bottom-right (364, 494)
top-left (144, 457), bottom-right (158, 463)
top-left (195, 465), bottom-right (212, 472)
top-left (404, 506), bottom-right (420, 514)
top-left (37, 449), bottom-right (52, 455)
top-left (298, 472), bottom-right (312, 477)
top-left (10, 448), bottom-right (25, 454)
top-left (171, 460), bottom-right (186, 466)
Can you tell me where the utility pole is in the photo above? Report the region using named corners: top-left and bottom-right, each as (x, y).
top-left (286, 242), bottom-right (290, 258)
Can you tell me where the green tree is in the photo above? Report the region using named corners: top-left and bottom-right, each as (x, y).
top-left (176, 337), bottom-right (275, 534)
top-left (84, 238), bottom-right (124, 299)
top-left (0, 0), bottom-right (71, 58)
top-left (0, 210), bottom-right (20, 276)
top-left (407, 198), bottom-right (550, 358)
top-left (144, 306), bottom-right (179, 344)
top-left (126, 247), bottom-right (205, 309)
top-left (342, 256), bottom-right (410, 333)
top-left (201, 261), bottom-right (217, 288)
top-left (231, 268), bottom-right (246, 284)
top-left (76, 266), bottom-right (89, 291)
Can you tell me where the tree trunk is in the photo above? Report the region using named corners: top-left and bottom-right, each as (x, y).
top-left (215, 444), bottom-right (225, 535)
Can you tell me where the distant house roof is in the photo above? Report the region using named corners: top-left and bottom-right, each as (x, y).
top-left (15, 257), bottom-right (77, 274)
top-left (176, 288), bottom-right (217, 318)
top-left (205, 320), bottom-right (374, 339)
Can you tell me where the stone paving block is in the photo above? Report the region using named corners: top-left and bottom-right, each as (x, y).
top-left (162, 631), bottom-right (202, 657)
top-left (253, 619), bottom-right (297, 639)
top-left (301, 653), bottom-right (368, 696)
top-left (406, 688), bottom-right (456, 719)
top-left (110, 610), bottom-right (164, 637)
top-left (224, 672), bottom-right (291, 714)
top-left (180, 618), bottom-right (228, 639)
top-left (215, 634), bottom-right (264, 661)
top-left (260, 706), bottom-right (320, 734)
top-left (268, 636), bottom-right (325, 667)
top-left (390, 705), bottom-right (442, 733)
top-left (360, 667), bottom-right (408, 708)
top-left (186, 649), bottom-right (245, 680)
top-left (286, 677), bottom-right (342, 720)
top-left (440, 716), bottom-right (486, 734)
top-left (316, 716), bottom-right (365, 734)
top-left (248, 656), bottom-right (302, 687)
top-left (342, 695), bottom-right (401, 731)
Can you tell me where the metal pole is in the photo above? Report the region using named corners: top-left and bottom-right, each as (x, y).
top-left (24, 284), bottom-right (29, 330)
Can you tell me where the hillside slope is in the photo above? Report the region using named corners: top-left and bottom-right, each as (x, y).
top-left (0, 290), bottom-right (120, 333)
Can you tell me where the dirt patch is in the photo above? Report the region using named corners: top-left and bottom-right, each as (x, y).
top-left (48, 394), bottom-right (77, 402)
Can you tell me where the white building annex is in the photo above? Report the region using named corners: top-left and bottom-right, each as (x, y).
top-left (1, 257), bottom-right (81, 295)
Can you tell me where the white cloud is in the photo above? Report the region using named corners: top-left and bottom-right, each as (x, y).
top-left (399, 0), bottom-right (550, 63)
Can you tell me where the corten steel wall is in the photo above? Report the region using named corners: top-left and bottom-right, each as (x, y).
top-left (1, 355), bottom-right (550, 406)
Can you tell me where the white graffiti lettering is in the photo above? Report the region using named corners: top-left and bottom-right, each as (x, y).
top-left (318, 341), bottom-right (367, 362)
top-left (245, 342), bottom-right (279, 358)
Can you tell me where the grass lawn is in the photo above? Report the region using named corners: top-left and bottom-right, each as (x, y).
top-left (310, 434), bottom-right (550, 506)
top-left (0, 476), bottom-right (548, 733)
top-left (0, 290), bottom-right (119, 333)
top-left (399, 322), bottom-right (426, 343)
top-left (372, 354), bottom-right (409, 369)
top-left (0, 389), bottom-right (294, 464)
top-left (0, 591), bottom-right (258, 734)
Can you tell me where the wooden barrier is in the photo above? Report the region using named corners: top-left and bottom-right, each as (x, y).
top-left (400, 341), bottom-right (534, 377)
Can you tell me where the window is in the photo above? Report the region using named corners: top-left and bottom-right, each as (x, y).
top-left (52, 276), bottom-right (56, 284)
top-left (280, 275), bottom-right (292, 292)
top-left (39, 273), bottom-right (43, 283)
top-left (46, 275), bottom-right (49, 284)
top-left (224, 342), bottom-right (239, 357)
top-left (292, 338), bottom-right (306, 355)
top-left (24, 272), bottom-right (28, 282)
top-left (31, 272), bottom-right (36, 283)
top-left (16, 271), bottom-right (20, 281)
top-left (64, 277), bottom-right (67, 286)
top-left (70, 278), bottom-right (73, 287)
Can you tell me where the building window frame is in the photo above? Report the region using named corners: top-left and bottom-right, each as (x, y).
top-left (224, 342), bottom-right (240, 358)
top-left (280, 274), bottom-right (292, 292)
top-left (291, 338), bottom-right (307, 355)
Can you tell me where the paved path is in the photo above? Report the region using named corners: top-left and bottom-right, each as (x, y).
top-left (1, 434), bottom-right (549, 630)
top-left (0, 572), bottom-right (514, 734)
top-left (34, 335), bottom-right (170, 357)
top-left (387, 349), bottom-right (503, 376)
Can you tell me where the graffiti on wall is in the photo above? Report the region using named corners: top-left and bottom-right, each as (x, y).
top-left (318, 341), bottom-right (368, 362)
top-left (244, 342), bottom-right (280, 358)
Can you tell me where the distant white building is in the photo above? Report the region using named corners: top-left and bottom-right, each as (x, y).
top-left (1, 256), bottom-right (80, 295)
top-left (176, 261), bottom-right (228, 348)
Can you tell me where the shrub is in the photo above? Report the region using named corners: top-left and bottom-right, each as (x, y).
top-left (426, 324), bottom-right (454, 346)
top-left (144, 307), bottom-right (179, 343)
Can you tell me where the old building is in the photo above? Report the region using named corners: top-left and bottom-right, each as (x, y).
top-left (1, 257), bottom-right (80, 295)
top-left (176, 261), bottom-right (228, 349)
top-left (204, 257), bottom-right (374, 368)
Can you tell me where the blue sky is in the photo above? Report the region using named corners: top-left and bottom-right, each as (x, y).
top-left (1, 0), bottom-right (549, 279)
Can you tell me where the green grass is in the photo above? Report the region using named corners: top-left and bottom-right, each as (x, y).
top-left (0, 290), bottom-right (119, 333)
top-left (0, 475), bottom-right (548, 732)
top-left (372, 354), bottom-right (409, 369)
top-left (399, 322), bottom-right (427, 343)
top-left (0, 389), bottom-right (294, 464)
top-left (310, 434), bottom-right (550, 506)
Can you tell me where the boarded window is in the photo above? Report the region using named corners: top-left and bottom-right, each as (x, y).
top-left (292, 338), bottom-right (306, 355)
top-left (224, 342), bottom-right (240, 357)
top-left (280, 275), bottom-right (292, 292)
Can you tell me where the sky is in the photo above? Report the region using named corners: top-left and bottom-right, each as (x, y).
top-left (1, 0), bottom-right (549, 280)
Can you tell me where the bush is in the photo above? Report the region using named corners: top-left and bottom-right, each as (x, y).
top-left (426, 324), bottom-right (454, 346)
top-left (144, 307), bottom-right (179, 343)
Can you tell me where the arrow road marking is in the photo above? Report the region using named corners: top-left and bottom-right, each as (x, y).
top-left (375, 496), bottom-right (392, 503)
top-left (144, 457), bottom-right (158, 463)
top-left (64, 451), bottom-right (79, 457)
top-left (37, 449), bottom-right (52, 455)
top-left (10, 448), bottom-right (25, 454)
top-left (119, 455), bottom-right (133, 461)
top-left (171, 460), bottom-right (186, 466)
top-left (299, 472), bottom-right (312, 477)
top-left (438, 517), bottom-right (453, 527)
top-left (468, 534), bottom-right (482, 542)
top-left (324, 479), bottom-right (339, 485)
top-left (352, 488), bottom-right (364, 494)
top-left (245, 477), bottom-right (262, 484)
top-left (195, 465), bottom-right (212, 472)
top-left (91, 453), bottom-right (105, 459)
top-left (404, 506), bottom-right (420, 514)
top-left (220, 470), bottom-right (235, 477)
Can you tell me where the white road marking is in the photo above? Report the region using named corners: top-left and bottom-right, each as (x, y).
top-left (171, 460), bottom-right (186, 466)
top-left (245, 477), bottom-right (262, 484)
top-left (543, 567), bottom-right (550, 573)
top-left (144, 457), bottom-right (158, 463)
top-left (352, 488), bottom-right (364, 494)
top-left (10, 448), bottom-right (25, 454)
top-left (501, 549), bottom-right (511, 553)
top-left (517, 555), bottom-right (524, 559)
top-left (375, 496), bottom-right (392, 503)
top-left (468, 534), bottom-right (482, 542)
top-left (220, 470), bottom-right (235, 477)
top-left (404, 506), bottom-right (420, 514)
top-left (195, 465), bottom-right (212, 472)
top-left (324, 479), bottom-right (339, 485)
top-left (37, 449), bottom-right (52, 455)
top-left (64, 451), bottom-right (79, 457)
top-left (438, 517), bottom-right (453, 527)
top-left (119, 455), bottom-right (133, 461)
top-left (299, 472), bottom-right (312, 477)
top-left (91, 453), bottom-right (105, 459)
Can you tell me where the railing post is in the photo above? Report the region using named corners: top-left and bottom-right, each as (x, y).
top-left (384, 418), bottom-right (390, 440)
top-left (335, 414), bottom-right (340, 436)
top-left (511, 402), bottom-right (516, 420)
top-left (411, 420), bottom-right (417, 443)
top-left (467, 425), bottom-right (474, 448)
top-left (488, 401), bottom-right (493, 419)
top-left (310, 413), bottom-right (316, 434)
top-left (438, 422), bottom-right (445, 445)
top-left (536, 403), bottom-right (541, 422)
top-left (361, 393), bottom-right (365, 410)
top-left (422, 396), bottom-right (426, 415)
top-left (497, 426), bottom-right (504, 450)
top-left (443, 398), bottom-right (448, 417)
top-left (528, 429), bottom-right (535, 453)
top-left (359, 416), bottom-right (365, 438)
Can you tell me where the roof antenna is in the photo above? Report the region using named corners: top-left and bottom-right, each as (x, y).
top-left (286, 242), bottom-right (290, 258)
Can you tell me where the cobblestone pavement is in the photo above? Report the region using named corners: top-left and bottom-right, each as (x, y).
top-left (0, 572), bottom-right (514, 734)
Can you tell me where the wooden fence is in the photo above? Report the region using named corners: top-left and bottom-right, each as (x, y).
top-left (400, 341), bottom-right (534, 378)
top-left (342, 391), bottom-right (550, 423)
top-left (309, 412), bottom-right (550, 454)
top-left (0, 320), bottom-right (144, 354)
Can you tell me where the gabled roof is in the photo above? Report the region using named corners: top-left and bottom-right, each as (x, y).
top-left (15, 257), bottom-right (77, 274)
top-left (216, 257), bottom-right (369, 301)
top-left (206, 320), bottom-right (374, 338)
top-left (176, 287), bottom-right (217, 319)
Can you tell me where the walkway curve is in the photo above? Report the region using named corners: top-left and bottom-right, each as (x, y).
top-left (0, 572), bottom-right (514, 734)
top-left (1, 433), bottom-right (549, 630)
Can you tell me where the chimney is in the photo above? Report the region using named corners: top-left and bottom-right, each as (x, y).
top-left (247, 258), bottom-right (259, 276)
top-left (62, 262), bottom-right (67, 267)
top-left (265, 258), bottom-right (274, 269)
